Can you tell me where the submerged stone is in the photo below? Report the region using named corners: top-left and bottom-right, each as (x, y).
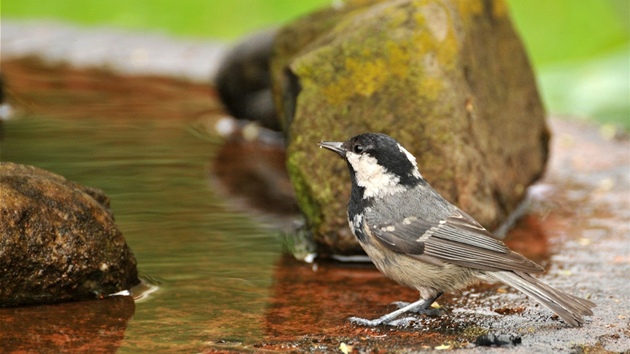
top-left (0, 296), bottom-right (135, 352)
top-left (0, 162), bottom-right (139, 306)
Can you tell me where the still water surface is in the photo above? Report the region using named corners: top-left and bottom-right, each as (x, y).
top-left (1, 61), bottom-right (284, 350)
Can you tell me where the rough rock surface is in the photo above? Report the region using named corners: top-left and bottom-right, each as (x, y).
top-left (0, 162), bottom-right (139, 306)
top-left (270, 0), bottom-right (549, 253)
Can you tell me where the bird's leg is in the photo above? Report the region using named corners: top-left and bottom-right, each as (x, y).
top-left (348, 298), bottom-right (428, 327)
top-left (391, 292), bottom-right (444, 315)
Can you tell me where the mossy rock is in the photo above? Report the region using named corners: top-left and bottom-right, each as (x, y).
top-left (271, 0), bottom-right (548, 254)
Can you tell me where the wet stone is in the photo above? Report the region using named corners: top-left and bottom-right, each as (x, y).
top-left (0, 162), bottom-right (139, 306)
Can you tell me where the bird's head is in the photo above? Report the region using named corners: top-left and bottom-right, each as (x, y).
top-left (319, 133), bottom-right (424, 199)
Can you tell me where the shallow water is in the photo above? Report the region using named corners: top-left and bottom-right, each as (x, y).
top-left (1, 59), bottom-right (285, 351)
top-left (1, 58), bottom-right (629, 353)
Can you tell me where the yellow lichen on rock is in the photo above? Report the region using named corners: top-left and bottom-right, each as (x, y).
top-left (386, 41), bottom-right (411, 78)
top-left (492, 0), bottom-right (508, 18)
top-left (455, 0), bottom-right (484, 18)
top-left (346, 56), bottom-right (387, 96)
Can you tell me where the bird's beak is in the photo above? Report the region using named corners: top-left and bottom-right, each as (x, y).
top-left (318, 141), bottom-right (345, 157)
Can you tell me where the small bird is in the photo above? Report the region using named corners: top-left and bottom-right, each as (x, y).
top-left (318, 133), bottom-right (595, 327)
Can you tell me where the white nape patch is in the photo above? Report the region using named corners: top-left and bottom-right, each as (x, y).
top-left (346, 152), bottom-right (407, 199)
top-left (397, 143), bottom-right (423, 179)
top-left (416, 219), bottom-right (446, 242)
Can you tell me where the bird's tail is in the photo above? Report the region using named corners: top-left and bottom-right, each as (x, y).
top-left (488, 271), bottom-right (595, 327)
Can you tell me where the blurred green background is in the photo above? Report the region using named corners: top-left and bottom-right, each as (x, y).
top-left (3, 0), bottom-right (628, 127)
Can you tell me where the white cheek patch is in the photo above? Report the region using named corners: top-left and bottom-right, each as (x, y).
top-left (346, 152), bottom-right (406, 199)
top-left (397, 143), bottom-right (423, 179)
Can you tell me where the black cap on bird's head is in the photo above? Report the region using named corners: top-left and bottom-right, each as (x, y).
top-left (319, 133), bottom-right (424, 199)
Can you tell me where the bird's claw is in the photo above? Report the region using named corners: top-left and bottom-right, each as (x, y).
top-left (348, 316), bottom-right (383, 327)
top-left (385, 316), bottom-right (420, 327)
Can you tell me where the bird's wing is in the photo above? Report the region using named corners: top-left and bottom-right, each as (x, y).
top-left (369, 209), bottom-right (544, 273)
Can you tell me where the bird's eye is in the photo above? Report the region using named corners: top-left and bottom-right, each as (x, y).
top-left (353, 144), bottom-right (364, 154)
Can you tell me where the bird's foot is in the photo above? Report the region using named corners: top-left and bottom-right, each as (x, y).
top-left (348, 316), bottom-right (420, 327)
top-left (348, 299), bottom-right (429, 327)
top-left (348, 316), bottom-right (385, 327)
top-left (385, 316), bottom-right (421, 327)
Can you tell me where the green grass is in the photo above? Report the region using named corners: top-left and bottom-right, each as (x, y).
top-left (507, 0), bottom-right (629, 65)
top-left (506, 0), bottom-right (629, 128)
top-left (1, 0), bottom-right (331, 40)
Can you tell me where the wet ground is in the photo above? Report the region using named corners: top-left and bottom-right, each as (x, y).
top-left (1, 28), bottom-right (629, 353)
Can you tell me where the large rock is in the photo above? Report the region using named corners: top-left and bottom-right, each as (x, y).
top-left (0, 162), bottom-right (139, 306)
top-left (270, 0), bottom-right (549, 254)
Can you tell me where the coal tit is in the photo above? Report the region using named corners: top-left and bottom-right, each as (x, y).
top-left (319, 133), bottom-right (594, 327)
